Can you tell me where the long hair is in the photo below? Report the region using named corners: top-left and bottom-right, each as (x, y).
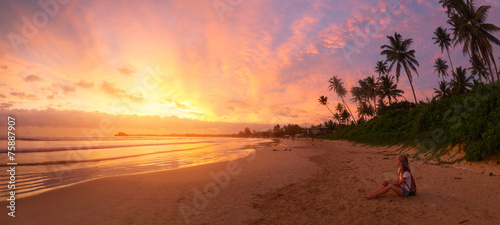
top-left (399, 155), bottom-right (410, 172)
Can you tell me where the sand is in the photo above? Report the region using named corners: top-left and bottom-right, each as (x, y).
top-left (252, 140), bottom-right (500, 225)
top-left (1, 139), bottom-right (499, 225)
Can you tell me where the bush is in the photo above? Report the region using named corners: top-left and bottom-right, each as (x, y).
top-left (377, 101), bottom-right (417, 116)
top-left (318, 83), bottom-right (500, 161)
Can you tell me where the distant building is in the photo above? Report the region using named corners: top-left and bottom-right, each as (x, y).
top-left (311, 126), bottom-right (329, 135)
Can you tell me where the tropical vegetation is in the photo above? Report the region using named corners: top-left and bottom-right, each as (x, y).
top-left (316, 0), bottom-right (500, 161)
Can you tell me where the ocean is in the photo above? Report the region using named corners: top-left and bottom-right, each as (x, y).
top-left (0, 136), bottom-right (271, 199)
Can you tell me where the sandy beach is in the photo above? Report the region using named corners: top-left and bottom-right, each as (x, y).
top-left (2, 139), bottom-right (500, 225)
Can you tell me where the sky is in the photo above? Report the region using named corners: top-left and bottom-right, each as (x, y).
top-left (1, 0), bottom-right (500, 136)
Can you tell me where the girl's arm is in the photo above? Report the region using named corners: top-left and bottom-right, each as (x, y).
top-left (394, 176), bottom-right (406, 186)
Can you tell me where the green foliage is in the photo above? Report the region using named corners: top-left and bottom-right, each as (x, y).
top-left (318, 83), bottom-right (500, 161)
top-left (377, 101), bottom-right (417, 116)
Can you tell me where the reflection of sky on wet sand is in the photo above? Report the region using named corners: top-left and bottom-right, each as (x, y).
top-left (0, 137), bottom-right (268, 199)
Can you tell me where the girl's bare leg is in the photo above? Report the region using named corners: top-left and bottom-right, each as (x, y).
top-left (366, 184), bottom-right (403, 199)
top-left (370, 180), bottom-right (393, 195)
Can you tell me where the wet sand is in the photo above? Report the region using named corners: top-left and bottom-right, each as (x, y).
top-left (2, 139), bottom-right (500, 225)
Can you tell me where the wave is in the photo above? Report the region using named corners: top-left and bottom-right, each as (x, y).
top-left (0, 136), bottom-right (197, 142)
top-left (0, 144), bottom-right (227, 167)
top-left (0, 140), bottom-right (216, 153)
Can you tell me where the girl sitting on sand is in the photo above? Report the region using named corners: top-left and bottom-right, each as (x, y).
top-left (366, 155), bottom-right (413, 199)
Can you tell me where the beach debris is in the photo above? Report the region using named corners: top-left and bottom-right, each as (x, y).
top-left (458, 220), bottom-right (470, 224)
top-left (454, 177), bottom-right (462, 180)
top-left (489, 172), bottom-right (494, 176)
top-left (272, 149), bottom-right (278, 151)
top-left (284, 148), bottom-right (288, 151)
top-left (289, 148), bottom-right (292, 151)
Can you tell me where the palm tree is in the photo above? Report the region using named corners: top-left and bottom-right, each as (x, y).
top-left (357, 101), bottom-right (375, 121)
top-left (433, 57), bottom-right (449, 80)
top-left (469, 54), bottom-right (489, 83)
top-left (351, 77), bottom-right (377, 111)
top-left (329, 76), bottom-right (357, 124)
top-left (376, 98), bottom-right (387, 109)
top-left (448, 0), bottom-right (500, 82)
top-left (333, 113), bottom-right (341, 124)
top-left (364, 76), bottom-right (378, 109)
top-left (375, 60), bottom-right (389, 77)
top-left (377, 75), bottom-right (404, 104)
top-left (433, 80), bottom-right (450, 100)
top-left (318, 95), bottom-right (335, 118)
top-left (432, 26), bottom-right (455, 71)
top-left (439, 0), bottom-right (457, 16)
top-left (335, 103), bottom-right (344, 114)
top-left (341, 109), bottom-right (351, 125)
top-left (350, 86), bottom-right (364, 106)
top-left (381, 32), bottom-right (420, 104)
top-left (450, 66), bottom-right (474, 95)
top-left (324, 120), bottom-right (335, 133)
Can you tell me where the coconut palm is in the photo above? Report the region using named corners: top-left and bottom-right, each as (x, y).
top-left (357, 101), bottom-right (375, 121)
top-left (333, 113), bottom-right (341, 124)
top-left (376, 98), bottom-right (387, 109)
top-left (433, 80), bottom-right (451, 100)
top-left (434, 57), bottom-right (449, 80)
top-left (351, 77), bottom-right (377, 110)
top-left (469, 53), bottom-right (489, 83)
top-left (375, 60), bottom-right (389, 77)
top-left (324, 120), bottom-right (335, 132)
top-left (318, 95), bottom-right (335, 118)
top-left (335, 103), bottom-right (344, 114)
top-left (447, 0), bottom-right (500, 82)
top-left (364, 76), bottom-right (378, 109)
top-left (329, 76), bottom-right (357, 124)
top-left (381, 32), bottom-right (420, 104)
top-left (341, 109), bottom-right (351, 125)
top-left (450, 66), bottom-right (474, 95)
top-left (432, 26), bottom-right (455, 71)
top-left (377, 75), bottom-right (404, 104)
top-left (350, 86), bottom-right (364, 106)
top-left (439, 0), bottom-right (457, 16)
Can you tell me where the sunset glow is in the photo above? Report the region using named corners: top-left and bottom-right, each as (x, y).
top-left (1, 0), bottom-right (500, 135)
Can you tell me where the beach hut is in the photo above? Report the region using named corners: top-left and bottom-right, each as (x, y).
top-left (311, 126), bottom-right (329, 135)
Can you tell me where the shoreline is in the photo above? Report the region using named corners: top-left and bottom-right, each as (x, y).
top-left (1, 138), bottom-right (323, 224)
top-left (1, 137), bottom-right (275, 200)
top-left (2, 139), bottom-right (499, 224)
top-left (7, 148), bottom-right (257, 200)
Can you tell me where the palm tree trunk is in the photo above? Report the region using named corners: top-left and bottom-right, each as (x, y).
top-left (341, 97), bottom-right (357, 124)
top-left (373, 97), bottom-right (376, 114)
top-left (446, 49), bottom-right (454, 73)
top-left (488, 51), bottom-right (499, 81)
top-left (468, 51), bottom-right (483, 83)
top-left (408, 76), bottom-right (418, 104)
top-left (479, 47), bottom-right (495, 83)
top-left (325, 105), bottom-right (335, 118)
top-left (486, 55), bottom-right (495, 83)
